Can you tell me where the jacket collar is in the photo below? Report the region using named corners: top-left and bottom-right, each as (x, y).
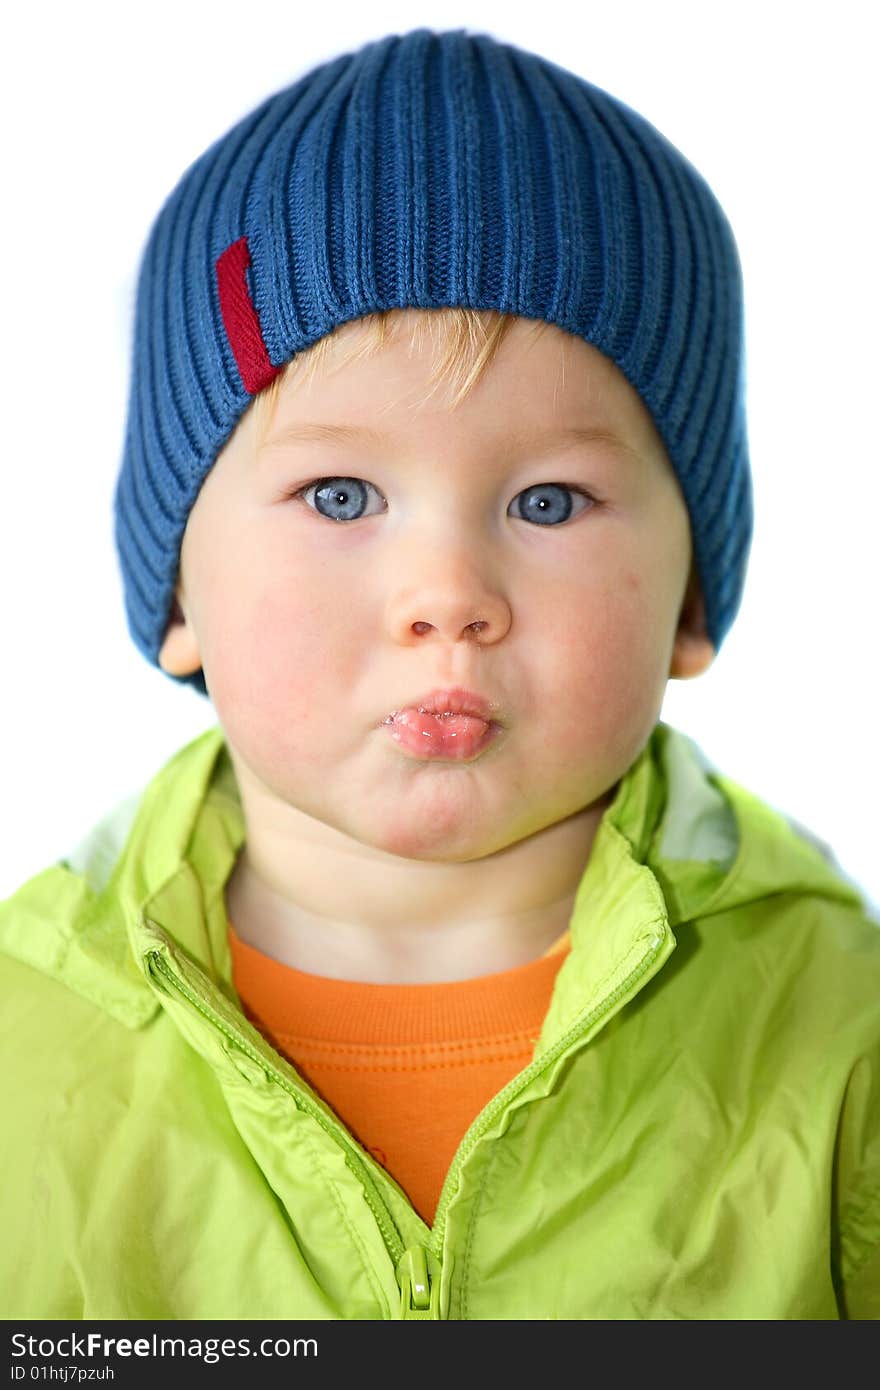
top-left (1, 721), bottom-right (863, 1039)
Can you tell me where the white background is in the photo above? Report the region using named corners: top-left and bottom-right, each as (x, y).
top-left (1, 0), bottom-right (877, 910)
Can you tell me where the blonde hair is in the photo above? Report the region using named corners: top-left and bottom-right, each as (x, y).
top-left (250, 306), bottom-right (554, 449)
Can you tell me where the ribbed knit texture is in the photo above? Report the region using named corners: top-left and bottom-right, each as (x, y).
top-left (114, 27), bottom-right (752, 695)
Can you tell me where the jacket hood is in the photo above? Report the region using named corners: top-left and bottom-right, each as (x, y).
top-left (0, 721), bottom-right (867, 1037)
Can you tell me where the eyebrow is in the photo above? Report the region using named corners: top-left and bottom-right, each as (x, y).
top-left (261, 421), bottom-right (642, 460)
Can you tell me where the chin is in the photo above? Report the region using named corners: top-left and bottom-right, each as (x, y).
top-left (363, 811), bottom-right (491, 864)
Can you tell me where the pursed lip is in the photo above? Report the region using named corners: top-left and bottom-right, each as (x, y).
top-left (380, 686), bottom-right (502, 726)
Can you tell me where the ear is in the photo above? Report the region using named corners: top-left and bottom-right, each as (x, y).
top-left (669, 562), bottom-right (715, 680)
top-left (157, 586), bottom-right (203, 676)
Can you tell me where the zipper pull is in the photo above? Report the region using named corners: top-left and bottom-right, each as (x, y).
top-left (396, 1246), bottom-right (441, 1319)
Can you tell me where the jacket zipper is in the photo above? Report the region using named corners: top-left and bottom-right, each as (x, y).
top-left (396, 1246), bottom-right (442, 1319)
top-left (148, 924), bottom-right (668, 1317)
top-left (147, 950), bottom-right (406, 1268)
top-left (429, 926), bottom-right (669, 1250)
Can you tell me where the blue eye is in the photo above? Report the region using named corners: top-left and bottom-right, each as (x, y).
top-left (300, 478), bottom-right (379, 522)
top-left (295, 477), bottom-right (595, 524)
top-left (513, 482), bottom-right (589, 525)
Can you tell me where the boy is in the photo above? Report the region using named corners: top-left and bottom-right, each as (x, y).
top-left (1, 27), bottom-right (878, 1320)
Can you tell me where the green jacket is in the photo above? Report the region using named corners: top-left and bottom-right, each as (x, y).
top-left (1, 721), bottom-right (878, 1320)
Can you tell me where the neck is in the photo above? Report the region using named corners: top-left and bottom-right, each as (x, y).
top-left (223, 787), bottom-right (615, 985)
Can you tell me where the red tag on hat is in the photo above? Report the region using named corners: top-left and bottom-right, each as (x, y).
top-left (215, 236), bottom-right (283, 394)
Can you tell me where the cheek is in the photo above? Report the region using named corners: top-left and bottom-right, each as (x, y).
top-left (200, 564), bottom-right (368, 767)
top-left (536, 570), bottom-right (673, 752)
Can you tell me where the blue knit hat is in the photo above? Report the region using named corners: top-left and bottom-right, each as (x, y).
top-left (115, 26), bottom-right (752, 697)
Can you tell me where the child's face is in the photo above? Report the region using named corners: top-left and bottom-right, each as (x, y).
top-left (161, 314), bottom-right (712, 862)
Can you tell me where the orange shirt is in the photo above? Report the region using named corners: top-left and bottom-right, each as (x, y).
top-left (229, 924), bottom-right (570, 1226)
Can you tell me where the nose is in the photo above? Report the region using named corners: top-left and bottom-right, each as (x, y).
top-left (385, 549), bottom-right (512, 647)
